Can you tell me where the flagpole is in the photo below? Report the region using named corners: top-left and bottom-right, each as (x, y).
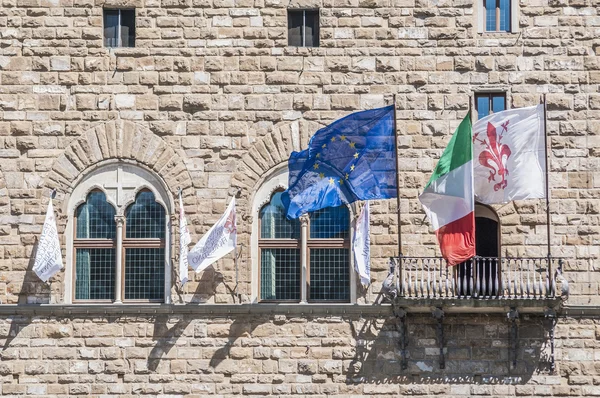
top-left (542, 94), bottom-right (552, 265)
top-left (393, 94), bottom-right (403, 291)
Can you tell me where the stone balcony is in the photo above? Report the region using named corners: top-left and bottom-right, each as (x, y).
top-left (390, 256), bottom-right (568, 314)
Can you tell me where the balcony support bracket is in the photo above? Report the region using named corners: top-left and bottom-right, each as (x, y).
top-left (432, 307), bottom-right (445, 370)
top-left (544, 308), bottom-right (557, 374)
top-left (507, 307), bottom-right (519, 369)
top-left (392, 306), bottom-right (408, 370)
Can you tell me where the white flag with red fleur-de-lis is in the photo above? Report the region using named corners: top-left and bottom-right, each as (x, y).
top-left (472, 105), bottom-right (547, 205)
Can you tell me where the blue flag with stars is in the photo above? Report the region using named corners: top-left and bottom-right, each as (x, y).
top-left (281, 105), bottom-right (397, 219)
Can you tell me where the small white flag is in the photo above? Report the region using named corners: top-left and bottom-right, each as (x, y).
top-left (188, 198), bottom-right (237, 273)
top-left (179, 193), bottom-right (191, 285)
top-left (353, 201), bottom-right (370, 287)
top-left (33, 200), bottom-right (63, 282)
top-left (473, 105), bottom-right (546, 204)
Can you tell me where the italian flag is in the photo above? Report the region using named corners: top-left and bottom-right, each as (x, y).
top-left (419, 114), bottom-right (475, 266)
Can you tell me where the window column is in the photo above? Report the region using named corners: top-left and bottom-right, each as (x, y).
top-left (300, 214), bottom-right (309, 304)
top-left (114, 216), bottom-right (125, 304)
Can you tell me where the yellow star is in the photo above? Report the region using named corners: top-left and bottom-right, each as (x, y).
top-left (339, 179), bottom-right (344, 185)
top-left (331, 137), bottom-right (336, 142)
top-left (350, 165), bottom-right (355, 171)
top-left (349, 142), bottom-right (356, 148)
top-left (340, 135), bottom-right (346, 141)
top-left (322, 144), bottom-right (327, 149)
top-left (354, 152), bottom-right (359, 159)
top-left (313, 163), bottom-right (319, 170)
top-left (316, 153), bottom-right (320, 158)
top-left (345, 173), bottom-right (349, 180)
top-left (319, 172), bottom-right (324, 179)
top-left (329, 177), bottom-right (334, 184)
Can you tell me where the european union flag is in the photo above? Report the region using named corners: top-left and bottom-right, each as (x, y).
top-left (281, 105), bottom-right (397, 219)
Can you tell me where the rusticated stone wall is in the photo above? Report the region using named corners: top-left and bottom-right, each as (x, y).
top-left (0, 0), bottom-right (598, 305)
top-left (1, 312), bottom-right (599, 396)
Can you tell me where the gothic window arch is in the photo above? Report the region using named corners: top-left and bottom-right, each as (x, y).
top-left (65, 162), bottom-right (172, 304)
top-left (250, 166), bottom-right (355, 303)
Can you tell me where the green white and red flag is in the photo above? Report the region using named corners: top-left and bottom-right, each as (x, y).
top-left (419, 114), bottom-right (475, 266)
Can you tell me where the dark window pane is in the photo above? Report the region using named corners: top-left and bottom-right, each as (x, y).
top-left (75, 248), bottom-right (115, 300)
top-left (120, 9), bottom-right (136, 47)
top-left (104, 9), bottom-right (119, 47)
top-left (309, 206), bottom-right (349, 239)
top-left (492, 94), bottom-right (506, 113)
top-left (261, 248), bottom-right (300, 300)
top-left (309, 249), bottom-right (349, 301)
top-left (76, 191), bottom-right (116, 239)
top-left (476, 95), bottom-right (490, 120)
top-left (305, 10), bottom-right (320, 47)
top-left (260, 192), bottom-right (300, 239)
top-left (126, 191), bottom-right (165, 239)
top-left (499, 0), bottom-right (510, 31)
top-left (485, 0), bottom-right (496, 31)
top-left (288, 10), bottom-right (303, 46)
top-left (125, 248), bottom-right (165, 300)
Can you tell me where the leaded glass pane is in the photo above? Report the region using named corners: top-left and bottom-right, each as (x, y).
top-left (126, 191), bottom-right (165, 239)
top-left (260, 248), bottom-right (300, 301)
top-left (309, 206), bottom-right (349, 239)
top-left (75, 248), bottom-right (115, 300)
top-left (76, 191), bottom-right (116, 239)
top-left (492, 94), bottom-right (506, 114)
top-left (485, 0), bottom-right (496, 31)
top-left (476, 95), bottom-right (490, 120)
top-left (309, 248), bottom-right (350, 301)
top-left (288, 10), bottom-right (303, 46)
top-left (125, 248), bottom-right (165, 300)
top-left (499, 0), bottom-right (510, 31)
top-left (260, 192), bottom-right (300, 239)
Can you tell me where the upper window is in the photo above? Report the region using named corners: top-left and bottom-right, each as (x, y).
top-left (475, 92), bottom-right (506, 120)
top-left (288, 9), bottom-right (320, 47)
top-left (258, 191), bottom-right (350, 302)
top-left (104, 9), bottom-right (135, 48)
top-left (67, 163), bottom-right (171, 304)
top-left (483, 0), bottom-right (512, 32)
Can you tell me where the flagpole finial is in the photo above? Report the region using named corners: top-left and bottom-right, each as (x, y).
top-left (177, 187), bottom-right (182, 196)
top-left (51, 189), bottom-right (57, 199)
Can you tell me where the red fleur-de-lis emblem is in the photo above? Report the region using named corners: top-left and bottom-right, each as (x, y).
top-left (473, 121), bottom-right (512, 191)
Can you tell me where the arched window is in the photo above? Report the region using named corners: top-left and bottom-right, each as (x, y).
top-left (124, 191), bottom-right (166, 301)
top-left (258, 190), bottom-right (351, 302)
top-left (66, 163), bottom-right (172, 304)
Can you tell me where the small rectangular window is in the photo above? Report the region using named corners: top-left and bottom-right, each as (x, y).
top-left (104, 9), bottom-right (135, 48)
top-left (484, 0), bottom-right (511, 32)
top-left (288, 9), bottom-right (319, 47)
top-left (475, 93), bottom-right (506, 120)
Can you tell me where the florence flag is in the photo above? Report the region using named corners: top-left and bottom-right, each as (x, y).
top-left (188, 198), bottom-right (237, 273)
top-left (178, 193), bottom-right (191, 285)
top-left (33, 199), bottom-right (63, 282)
top-left (419, 114), bottom-right (475, 266)
top-left (473, 105), bottom-right (546, 204)
top-left (353, 201), bottom-right (370, 287)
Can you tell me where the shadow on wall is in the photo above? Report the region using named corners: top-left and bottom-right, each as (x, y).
top-left (345, 313), bottom-right (554, 386)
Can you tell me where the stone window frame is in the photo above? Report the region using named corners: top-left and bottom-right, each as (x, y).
top-left (477, 0), bottom-right (519, 34)
top-left (64, 161), bottom-right (173, 304)
top-left (287, 8), bottom-right (320, 48)
top-left (473, 90), bottom-right (508, 121)
top-left (250, 166), bottom-right (357, 304)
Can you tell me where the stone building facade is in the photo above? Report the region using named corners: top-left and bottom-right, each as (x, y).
top-left (0, 0), bottom-right (599, 395)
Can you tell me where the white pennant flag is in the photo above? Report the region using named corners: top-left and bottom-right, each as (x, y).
top-left (188, 198), bottom-right (237, 273)
top-left (473, 105), bottom-right (546, 204)
top-left (178, 193), bottom-right (191, 285)
top-left (353, 201), bottom-right (370, 287)
top-left (33, 200), bottom-right (63, 282)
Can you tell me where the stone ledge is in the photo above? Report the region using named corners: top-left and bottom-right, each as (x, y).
top-left (0, 299), bottom-right (571, 318)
